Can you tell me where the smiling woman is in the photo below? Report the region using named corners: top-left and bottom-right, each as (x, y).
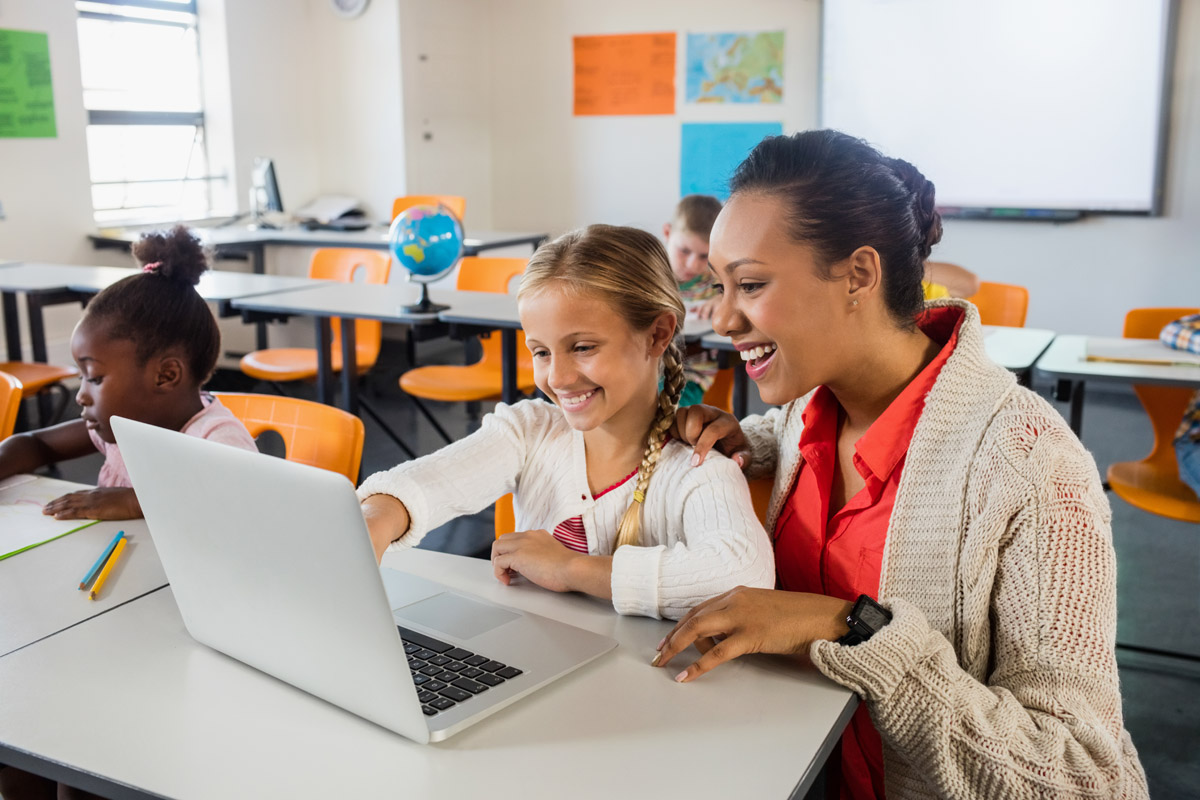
top-left (661, 130), bottom-right (1149, 800)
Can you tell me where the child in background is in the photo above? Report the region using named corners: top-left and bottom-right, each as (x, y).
top-left (663, 194), bottom-right (723, 407)
top-left (1160, 312), bottom-right (1200, 497)
top-left (359, 225), bottom-right (773, 621)
top-left (0, 226), bottom-right (257, 521)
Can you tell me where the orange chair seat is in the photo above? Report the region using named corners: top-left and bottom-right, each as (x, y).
top-left (0, 362), bottom-right (78, 396)
top-left (400, 363), bottom-right (537, 403)
top-left (240, 348), bottom-right (373, 382)
top-left (1108, 460), bottom-right (1200, 524)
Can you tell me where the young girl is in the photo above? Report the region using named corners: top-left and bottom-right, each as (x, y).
top-left (0, 226), bottom-right (257, 521)
top-left (359, 225), bottom-right (773, 620)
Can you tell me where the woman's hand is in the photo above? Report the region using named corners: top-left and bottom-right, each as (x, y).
top-left (651, 587), bottom-right (853, 682)
top-left (361, 494), bottom-right (410, 564)
top-left (671, 404), bottom-right (751, 470)
top-left (42, 487), bottom-right (141, 520)
top-left (492, 530), bottom-right (612, 596)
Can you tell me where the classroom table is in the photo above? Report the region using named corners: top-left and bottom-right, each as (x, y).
top-left (89, 225), bottom-right (550, 275)
top-left (0, 547), bottom-right (857, 800)
top-left (1034, 335), bottom-right (1200, 435)
top-left (0, 480), bottom-right (167, 657)
top-left (701, 326), bottom-right (1057, 419)
top-left (0, 262), bottom-right (331, 362)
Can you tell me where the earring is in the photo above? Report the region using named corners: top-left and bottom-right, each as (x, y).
top-left (851, 299), bottom-right (859, 306)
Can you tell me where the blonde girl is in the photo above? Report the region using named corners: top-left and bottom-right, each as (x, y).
top-left (358, 225), bottom-right (773, 619)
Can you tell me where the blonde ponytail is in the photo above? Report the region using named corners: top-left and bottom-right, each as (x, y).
top-left (519, 224), bottom-right (687, 551)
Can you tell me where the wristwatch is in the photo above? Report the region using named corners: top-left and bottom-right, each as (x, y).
top-left (836, 594), bottom-right (893, 646)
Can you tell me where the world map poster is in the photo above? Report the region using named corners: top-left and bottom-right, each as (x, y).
top-left (686, 31), bottom-right (783, 104)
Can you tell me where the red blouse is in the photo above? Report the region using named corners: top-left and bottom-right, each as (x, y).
top-left (773, 306), bottom-right (964, 800)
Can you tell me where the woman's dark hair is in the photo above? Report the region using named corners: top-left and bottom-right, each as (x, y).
top-left (83, 225), bottom-right (220, 383)
top-left (729, 129), bottom-right (943, 326)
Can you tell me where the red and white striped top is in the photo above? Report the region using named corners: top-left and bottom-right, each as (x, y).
top-left (552, 467), bottom-right (638, 553)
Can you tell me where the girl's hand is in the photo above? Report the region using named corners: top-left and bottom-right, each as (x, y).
top-left (671, 404), bottom-right (751, 470)
top-left (492, 530), bottom-right (584, 593)
top-left (42, 487), bottom-right (141, 520)
top-left (651, 587), bottom-right (854, 682)
top-left (361, 494), bottom-right (410, 564)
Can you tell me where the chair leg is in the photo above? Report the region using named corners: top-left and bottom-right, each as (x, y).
top-left (411, 397), bottom-right (454, 445)
top-left (357, 397), bottom-right (418, 460)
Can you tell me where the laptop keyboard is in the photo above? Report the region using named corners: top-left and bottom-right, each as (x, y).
top-left (397, 625), bottom-right (524, 717)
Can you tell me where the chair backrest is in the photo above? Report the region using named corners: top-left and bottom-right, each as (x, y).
top-left (0, 370), bottom-right (23, 440)
top-left (309, 249), bottom-right (392, 370)
top-left (1122, 307), bottom-right (1200, 469)
top-left (967, 281), bottom-right (1029, 327)
top-left (702, 367), bottom-right (735, 413)
top-left (391, 195), bottom-right (467, 223)
top-left (456, 257), bottom-right (531, 371)
top-left (212, 392), bottom-right (365, 482)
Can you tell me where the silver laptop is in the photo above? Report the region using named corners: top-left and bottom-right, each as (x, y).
top-left (111, 415), bottom-right (616, 743)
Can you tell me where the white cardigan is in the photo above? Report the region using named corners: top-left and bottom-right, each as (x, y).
top-left (357, 399), bottom-right (774, 619)
top-left (743, 300), bottom-right (1147, 800)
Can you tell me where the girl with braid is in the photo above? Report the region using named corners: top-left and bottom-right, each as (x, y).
top-left (357, 225), bottom-right (773, 619)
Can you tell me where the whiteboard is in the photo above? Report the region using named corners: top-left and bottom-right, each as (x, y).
top-left (820, 0), bottom-right (1175, 215)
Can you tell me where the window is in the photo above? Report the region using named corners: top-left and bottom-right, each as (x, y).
top-left (76, 0), bottom-right (225, 224)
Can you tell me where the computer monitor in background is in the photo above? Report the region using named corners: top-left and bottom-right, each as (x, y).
top-left (250, 157), bottom-right (283, 225)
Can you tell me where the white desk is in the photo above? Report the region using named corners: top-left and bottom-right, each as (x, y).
top-left (701, 325), bottom-right (1057, 418)
top-left (1034, 335), bottom-right (1200, 435)
top-left (0, 548), bottom-right (855, 800)
top-left (0, 488), bottom-right (167, 657)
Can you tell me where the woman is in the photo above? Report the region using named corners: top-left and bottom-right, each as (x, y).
top-left (654, 130), bottom-right (1147, 799)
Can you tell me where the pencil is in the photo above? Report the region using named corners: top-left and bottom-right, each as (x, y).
top-left (89, 536), bottom-right (128, 600)
top-left (79, 530), bottom-right (125, 590)
top-left (1085, 355), bottom-right (1200, 368)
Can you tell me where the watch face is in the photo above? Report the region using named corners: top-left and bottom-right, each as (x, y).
top-left (857, 602), bottom-right (891, 630)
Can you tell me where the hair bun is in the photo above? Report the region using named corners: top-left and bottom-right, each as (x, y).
top-left (130, 225), bottom-right (210, 287)
top-left (888, 157), bottom-right (943, 259)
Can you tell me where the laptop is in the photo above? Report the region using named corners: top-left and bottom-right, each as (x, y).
top-left (111, 416), bottom-right (616, 744)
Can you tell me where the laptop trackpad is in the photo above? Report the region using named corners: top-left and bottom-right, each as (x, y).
top-left (394, 592), bottom-right (520, 641)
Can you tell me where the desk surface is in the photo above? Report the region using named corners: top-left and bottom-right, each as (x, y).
top-left (701, 325), bottom-right (1056, 371)
top-left (1035, 335), bottom-right (1200, 387)
top-left (0, 504), bottom-right (167, 657)
top-left (91, 226), bottom-right (548, 253)
top-left (0, 548), bottom-right (855, 800)
top-left (231, 280), bottom-right (463, 324)
top-left (440, 303), bottom-right (715, 342)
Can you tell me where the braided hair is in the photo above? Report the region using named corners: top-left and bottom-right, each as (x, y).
top-left (518, 225), bottom-right (686, 549)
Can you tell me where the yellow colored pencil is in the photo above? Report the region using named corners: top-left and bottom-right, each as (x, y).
top-left (89, 536), bottom-right (127, 600)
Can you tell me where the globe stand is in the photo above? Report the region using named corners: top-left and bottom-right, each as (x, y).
top-left (402, 282), bottom-right (449, 314)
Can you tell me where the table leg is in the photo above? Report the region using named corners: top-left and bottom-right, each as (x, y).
top-left (341, 319), bottom-right (358, 416)
top-left (732, 362), bottom-right (749, 419)
top-left (1068, 380), bottom-right (1086, 437)
top-left (315, 317), bottom-right (333, 406)
top-left (3, 291), bottom-right (20, 361)
top-left (27, 295), bottom-right (48, 363)
top-left (501, 329), bottom-right (517, 404)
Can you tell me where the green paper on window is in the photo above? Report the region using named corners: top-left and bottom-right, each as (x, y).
top-left (0, 28), bottom-right (57, 138)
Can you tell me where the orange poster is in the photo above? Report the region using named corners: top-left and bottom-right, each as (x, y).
top-left (573, 32), bottom-right (676, 116)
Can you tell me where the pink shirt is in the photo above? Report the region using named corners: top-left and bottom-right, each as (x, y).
top-left (90, 394), bottom-right (258, 487)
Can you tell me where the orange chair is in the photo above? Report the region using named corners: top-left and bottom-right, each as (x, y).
top-left (400, 257), bottom-right (536, 443)
top-left (0, 370), bottom-right (23, 440)
top-left (966, 281), bottom-right (1029, 327)
top-left (213, 392), bottom-right (365, 483)
top-left (702, 367), bottom-right (735, 413)
top-left (0, 361), bottom-right (78, 429)
top-left (1105, 307), bottom-right (1200, 524)
top-left (240, 249), bottom-right (391, 385)
top-left (391, 195), bottom-right (466, 223)
top-left (495, 493), bottom-right (515, 538)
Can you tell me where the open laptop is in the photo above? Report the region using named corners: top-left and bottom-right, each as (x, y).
top-left (111, 416), bottom-right (616, 743)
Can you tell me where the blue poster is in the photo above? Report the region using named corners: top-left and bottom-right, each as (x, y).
top-left (680, 122), bottom-right (783, 199)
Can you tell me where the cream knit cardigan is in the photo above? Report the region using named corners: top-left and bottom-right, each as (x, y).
top-left (357, 399), bottom-right (774, 620)
top-left (742, 300), bottom-right (1147, 800)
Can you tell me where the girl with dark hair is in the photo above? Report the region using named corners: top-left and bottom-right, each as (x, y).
top-left (0, 226), bottom-right (256, 521)
top-left (654, 131), bottom-right (1147, 799)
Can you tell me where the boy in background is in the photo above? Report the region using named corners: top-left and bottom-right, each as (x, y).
top-left (663, 195), bottom-right (723, 407)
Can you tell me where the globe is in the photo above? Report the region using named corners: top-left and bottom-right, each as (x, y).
top-left (388, 204), bottom-right (464, 312)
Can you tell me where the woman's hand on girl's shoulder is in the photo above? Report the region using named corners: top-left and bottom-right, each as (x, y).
top-left (42, 487), bottom-right (141, 520)
top-left (651, 588), bottom-right (853, 682)
top-left (671, 404), bottom-right (751, 471)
